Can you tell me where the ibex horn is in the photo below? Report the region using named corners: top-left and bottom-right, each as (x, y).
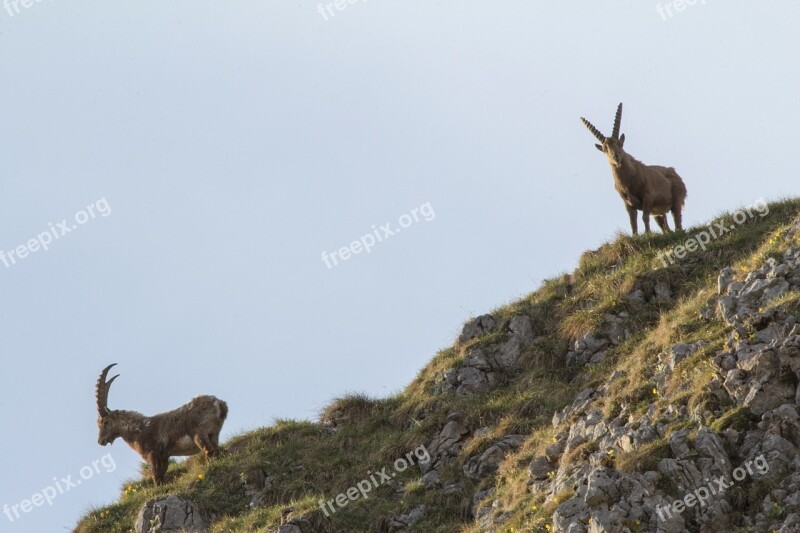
top-left (96, 363), bottom-right (119, 417)
top-left (611, 102), bottom-right (623, 139)
top-left (580, 117), bottom-right (606, 143)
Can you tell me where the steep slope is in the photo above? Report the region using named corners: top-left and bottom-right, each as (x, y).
top-left (76, 198), bottom-right (800, 533)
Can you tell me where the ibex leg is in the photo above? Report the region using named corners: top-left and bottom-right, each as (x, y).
top-left (626, 205), bottom-right (638, 235)
top-left (671, 206), bottom-right (683, 232)
top-left (149, 453), bottom-right (169, 485)
top-left (194, 434), bottom-right (218, 462)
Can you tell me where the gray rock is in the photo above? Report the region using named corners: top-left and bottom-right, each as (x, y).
top-left (529, 456), bottom-right (555, 480)
top-left (438, 315), bottom-right (535, 395)
top-left (717, 295), bottom-right (738, 324)
top-left (606, 319), bottom-right (627, 345)
top-left (420, 469), bottom-right (440, 488)
top-left (463, 435), bottom-right (524, 480)
top-left (577, 467), bottom-right (621, 506)
top-left (658, 458), bottom-right (704, 494)
top-left (740, 277), bottom-right (789, 309)
top-left (383, 505), bottom-right (426, 532)
top-left (553, 497), bottom-right (590, 532)
top-left (694, 427), bottom-right (732, 476)
top-left (494, 316), bottom-right (534, 368)
top-left (545, 438), bottom-right (567, 461)
top-left (567, 331), bottom-right (612, 367)
top-left (587, 509), bottom-right (625, 533)
top-left (424, 420), bottom-right (469, 472)
top-left (553, 388), bottom-right (595, 427)
top-left (458, 314), bottom-right (497, 344)
top-left (723, 349), bottom-right (795, 415)
top-left (471, 487), bottom-right (495, 530)
top-left (627, 289), bottom-right (647, 308)
top-left (718, 267), bottom-right (735, 295)
top-left (660, 342), bottom-right (705, 371)
top-left (135, 496), bottom-right (206, 533)
top-left (454, 365), bottom-right (491, 394)
top-left (278, 517), bottom-right (315, 533)
top-left (652, 281), bottom-right (672, 303)
top-left (668, 429), bottom-right (691, 459)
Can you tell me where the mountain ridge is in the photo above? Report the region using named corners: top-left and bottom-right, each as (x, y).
top-left (76, 198), bottom-right (800, 533)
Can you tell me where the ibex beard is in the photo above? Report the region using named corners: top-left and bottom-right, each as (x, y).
top-left (95, 363), bottom-right (228, 485)
top-left (580, 103), bottom-right (687, 235)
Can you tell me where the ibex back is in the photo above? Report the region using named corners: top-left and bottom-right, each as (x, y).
top-left (95, 363), bottom-right (228, 484)
top-left (580, 103), bottom-right (687, 234)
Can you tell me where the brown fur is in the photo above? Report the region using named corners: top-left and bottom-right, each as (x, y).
top-left (95, 364), bottom-right (228, 484)
top-left (581, 103), bottom-right (687, 234)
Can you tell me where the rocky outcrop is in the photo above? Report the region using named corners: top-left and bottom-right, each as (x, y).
top-left (463, 435), bottom-right (525, 480)
top-left (457, 314), bottom-right (498, 345)
top-left (566, 313), bottom-right (633, 367)
top-left (715, 252), bottom-right (800, 332)
top-left (482, 248), bottom-right (800, 532)
top-left (436, 315), bottom-right (534, 395)
top-left (277, 509), bottom-right (326, 533)
top-left (423, 417), bottom-right (471, 473)
top-left (710, 249), bottom-right (800, 417)
top-left (135, 496), bottom-right (206, 533)
top-left (381, 505), bottom-right (426, 532)
top-left (240, 467), bottom-right (275, 508)
top-left (278, 519), bottom-right (313, 533)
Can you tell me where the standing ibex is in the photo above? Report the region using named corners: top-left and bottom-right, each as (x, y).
top-left (580, 103), bottom-right (687, 234)
top-left (95, 364), bottom-right (228, 485)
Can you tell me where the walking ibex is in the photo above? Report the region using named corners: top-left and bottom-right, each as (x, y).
top-left (580, 103), bottom-right (687, 234)
top-left (95, 363), bottom-right (228, 484)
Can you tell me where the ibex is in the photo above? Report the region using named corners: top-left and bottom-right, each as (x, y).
top-left (95, 363), bottom-right (228, 484)
top-left (580, 103), bottom-right (687, 234)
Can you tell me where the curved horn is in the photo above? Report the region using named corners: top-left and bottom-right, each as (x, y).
top-left (611, 103), bottom-right (623, 139)
top-left (580, 117), bottom-right (606, 143)
top-left (96, 363), bottom-right (119, 417)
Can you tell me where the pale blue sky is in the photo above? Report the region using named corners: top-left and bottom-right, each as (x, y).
top-left (1, 2), bottom-right (798, 531)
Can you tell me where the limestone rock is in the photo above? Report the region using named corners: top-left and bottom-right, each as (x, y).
top-left (458, 314), bottom-right (498, 344)
top-left (135, 496), bottom-right (206, 533)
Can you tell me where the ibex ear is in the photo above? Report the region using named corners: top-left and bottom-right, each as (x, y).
top-left (595, 144), bottom-right (603, 152)
top-left (619, 133), bottom-right (625, 147)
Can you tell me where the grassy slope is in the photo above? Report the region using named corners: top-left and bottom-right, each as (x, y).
top-left (75, 198), bottom-right (800, 533)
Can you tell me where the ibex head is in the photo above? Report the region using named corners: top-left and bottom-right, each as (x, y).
top-left (581, 103), bottom-right (626, 167)
top-left (96, 363), bottom-right (123, 446)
